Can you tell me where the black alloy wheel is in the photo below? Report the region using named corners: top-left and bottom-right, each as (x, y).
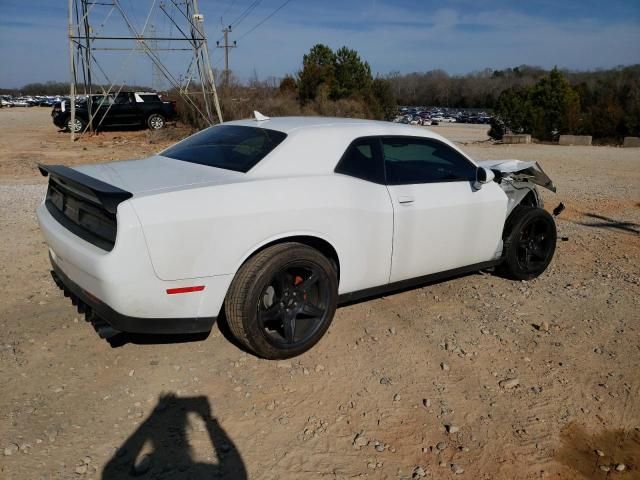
top-left (515, 216), bottom-right (555, 274)
top-left (501, 206), bottom-right (557, 280)
top-left (257, 262), bottom-right (330, 347)
top-left (225, 242), bottom-right (338, 359)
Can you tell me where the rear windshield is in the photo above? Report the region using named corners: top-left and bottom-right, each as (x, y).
top-left (161, 125), bottom-right (287, 173)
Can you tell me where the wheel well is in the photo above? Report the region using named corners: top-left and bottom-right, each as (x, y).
top-left (63, 113), bottom-right (87, 122)
top-left (519, 190), bottom-right (538, 208)
top-left (502, 191), bottom-right (539, 240)
top-left (245, 236), bottom-right (340, 280)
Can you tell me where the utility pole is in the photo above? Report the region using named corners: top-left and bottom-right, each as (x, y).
top-left (191, 0), bottom-right (223, 123)
top-left (68, 0), bottom-right (76, 141)
top-left (216, 26), bottom-right (236, 86)
top-left (80, 0), bottom-right (93, 133)
top-left (148, 24), bottom-right (164, 92)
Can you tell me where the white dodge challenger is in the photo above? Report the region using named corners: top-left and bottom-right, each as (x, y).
top-left (37, 115), bottom-right (557, 358)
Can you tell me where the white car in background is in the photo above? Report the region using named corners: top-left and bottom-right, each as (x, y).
top-left (37, 115), bottom-right (557, 359)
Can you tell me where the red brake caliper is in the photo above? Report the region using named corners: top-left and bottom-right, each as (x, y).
top-left (294, 275), bottom-right (308, 300)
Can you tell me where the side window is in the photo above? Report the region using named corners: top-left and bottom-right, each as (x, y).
top-left (114, 94), bottom-right (131, 105)
top-left (335, 137), bottom-right (384, 184)
top-left (382, 137), bottom-right (476, 185)
top-left (93, 95), bottom-right (114, 108)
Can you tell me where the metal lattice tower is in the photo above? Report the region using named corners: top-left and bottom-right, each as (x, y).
top-left (148, 24), bottom-right (165, 93)
top-left (67, 0), bottom-right (223, 140)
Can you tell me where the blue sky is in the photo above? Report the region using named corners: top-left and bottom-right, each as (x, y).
top-left (0, 0), bottom-right (639, 88)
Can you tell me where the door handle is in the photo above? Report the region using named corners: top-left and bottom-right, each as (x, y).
top-left (398, 195), bottom-right (414, 205)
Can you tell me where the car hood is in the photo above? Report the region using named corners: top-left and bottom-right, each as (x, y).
top-left (477, 159), bottom-right (556, 192)
top-left (73, 155), bottom-right (246, 196)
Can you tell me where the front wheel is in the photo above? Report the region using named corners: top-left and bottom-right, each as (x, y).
top-left (66, 117), bottom-right (86, 133)
top-left (225, 243), bottom-right (338, 359)
top-left (147, 113), bottom-right (165, 130)
top-left (500, 206), bottom-right (557, 280)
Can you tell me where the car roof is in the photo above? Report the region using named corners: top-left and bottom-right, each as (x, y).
top-left (216, 116), bottom-right (474, 178)
top-left (224, 116), bottom-right (441, 137)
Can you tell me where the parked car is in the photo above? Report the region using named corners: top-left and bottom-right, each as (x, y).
top-left (51, 91), bottom-right (177, 132)
top-left (37, 115), bottom-right (557, 359)
top-left (10, 98), bottom-right (32, 107)
top-left (38, 98), bottom-right (55, 107)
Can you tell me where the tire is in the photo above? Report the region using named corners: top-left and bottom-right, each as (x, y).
top-left (66, 116), bottom-right (86, 133)
top-left (225, 242), bottom-right (338, 359)
top-left (147, 113), bottom-right (165, 130)
top-left (500, 206), bottom-right (557, 280)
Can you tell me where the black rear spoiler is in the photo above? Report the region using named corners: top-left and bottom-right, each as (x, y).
top-left (38, 164), bottom-right (132, 214)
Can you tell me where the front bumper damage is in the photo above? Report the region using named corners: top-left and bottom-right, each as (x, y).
top-left (477, 159), bottom-right (556, 192)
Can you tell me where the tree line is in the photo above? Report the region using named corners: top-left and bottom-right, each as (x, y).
top-left (178, 43), bottom-right (397, 128)
top-left (387, 65), bottom-right (640, 141)
top-left (4, 52), bottom-right (638, 141)
top-left (0, 81), bottom-right (153, 96)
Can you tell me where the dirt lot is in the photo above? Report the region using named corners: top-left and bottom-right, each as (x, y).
top-left (1, 108), bottom-right (639, 479)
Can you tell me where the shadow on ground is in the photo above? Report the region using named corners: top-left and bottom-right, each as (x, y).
top-left (106, 312), bottom-right (255, 355)
top-left (102, 394), bottom-right (247, 479)
top-left (579, 212), bottom-right (639, 235)
top-left (107, 331), bottom-right (210, 348)
top-left (555, 422), bottom-right (639, 478)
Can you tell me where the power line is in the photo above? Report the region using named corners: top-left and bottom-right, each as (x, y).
top-left (230, 0), bottom-right (262, 28)
top-left (221, 0), bottom-right (239, 19)
top-left (213, 0), bottom-right (259, 46)
top-left (210, 0), bottom-right (294, 72)
top-left (236, 0), bottom-right (293, 41)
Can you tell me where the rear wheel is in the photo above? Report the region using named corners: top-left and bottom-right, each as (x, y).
top-left (147, 113), bottom-right (165, 130)
top-left (225, 243), bottom-right (338, 359)
top-left (500, 206), bottom-right (557, 280)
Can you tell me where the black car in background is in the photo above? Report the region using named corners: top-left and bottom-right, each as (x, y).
top-left (52, 91), bottom-right (177, 132)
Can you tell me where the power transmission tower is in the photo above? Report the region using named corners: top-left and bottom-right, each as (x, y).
top-left (216, 26), bottom-right (236, 86)
top-left (67, 0), bottom-right (223, 141)
top-left (148, 24), bottom-right (164, 93)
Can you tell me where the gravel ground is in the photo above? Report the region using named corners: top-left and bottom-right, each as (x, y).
top-left (0, 109), bottom-right (639, 479)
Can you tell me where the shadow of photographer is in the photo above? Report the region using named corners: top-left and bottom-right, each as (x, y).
top-left (102, 393), bottom-right (247, 479)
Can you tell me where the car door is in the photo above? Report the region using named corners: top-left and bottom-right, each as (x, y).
top-left (383, 136), bottom-right (507, 283)
top-left (90, 94), bottom-right (116, 127)
top-left (112, 92), bottom-right (139, 125)
top-left (333, 137), bottom-right (394, 293)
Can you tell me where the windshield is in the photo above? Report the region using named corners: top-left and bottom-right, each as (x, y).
top-left (161, 125), bottom-right (287, 173)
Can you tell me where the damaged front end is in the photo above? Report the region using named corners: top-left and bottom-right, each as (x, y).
top-left (477, 159), bottom-right (556, 215)
top-left (478, 159), bottom-right (556, 193)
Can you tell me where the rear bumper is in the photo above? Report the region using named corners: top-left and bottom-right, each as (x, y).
top-left (37, 199), bottom-right (233, 337)
top-left (50, 256), bottom-right (216, 335)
